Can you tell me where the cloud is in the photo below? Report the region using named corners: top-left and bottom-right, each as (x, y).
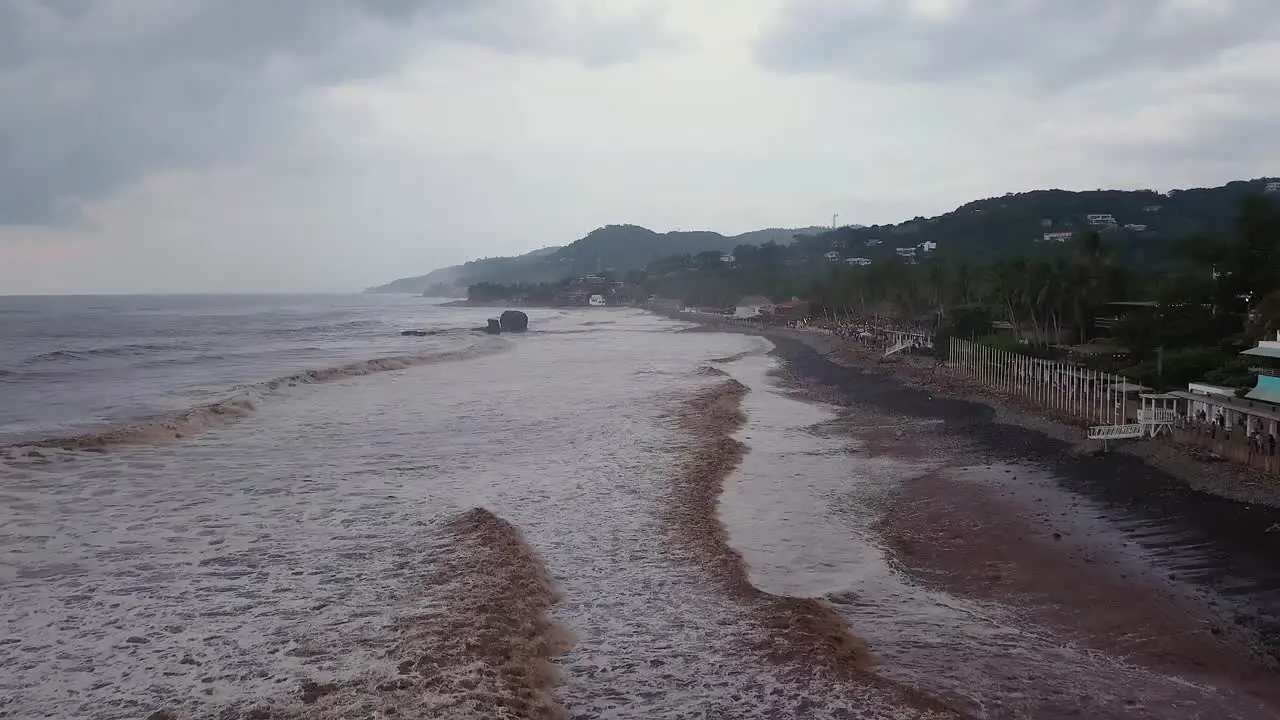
top-left (0, 0), bottom-right (677, 225)
top-left (754, 0), bottom-right (1280, 89)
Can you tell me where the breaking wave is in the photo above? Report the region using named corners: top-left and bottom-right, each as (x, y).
top-left (211, 508), bottom-right (571, 720)
top-left (6, 341), bottom-right (507, 454)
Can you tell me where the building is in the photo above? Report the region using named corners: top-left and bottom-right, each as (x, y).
top-left (894, 247), bottom-right (917, 258)
top-left (719, 254), bottom-right (735, 263)
top-left (865, 239), bottom-right (882, 247)
top-left (845, 257), bottom-right (872, 266)
top-left (1123, 224), bottom-right (1148, 231)
top-left (1086, 213), bottom-right (1117, 226)
top-left (1040, 232), bottom-right (1074, 243)
top-left (1241, 331), bottom-right (1280, 404)
top-left (824, 250), bottom-right (840, 261)
top-left (1265, 181), bottom-right (1280, 193)
top-left (734, 295), bottom-right (773, 318)
top-left (918, 241), bottom-right (937, 253)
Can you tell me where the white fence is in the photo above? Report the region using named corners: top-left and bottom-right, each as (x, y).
top-left (949, 337), bottom-right (1139, 427)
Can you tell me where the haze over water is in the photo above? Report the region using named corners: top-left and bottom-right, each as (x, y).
top-left (0, 296), bottom-right (1271, 718)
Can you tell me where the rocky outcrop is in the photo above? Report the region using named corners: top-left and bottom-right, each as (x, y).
top-left (499, 310), bottom-right (529, 333)
top-left (481, 318), bottom-right (502, 334)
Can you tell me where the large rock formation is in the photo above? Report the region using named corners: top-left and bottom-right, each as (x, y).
top-left (499, 310), bottom-right (529, 333)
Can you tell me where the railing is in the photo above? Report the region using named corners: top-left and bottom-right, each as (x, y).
top-left (1088, 424), bottom-right (1144, 440)
top-left (1137, 409), bottom-right (1178, 423)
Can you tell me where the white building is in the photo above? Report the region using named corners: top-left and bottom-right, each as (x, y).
top-left (1124, 224), bottom-right (1148, 231)
top-left (1265, 181), bottom-right (1280, 193)
top-left (865, 238), bottom-right (882, 247)
top-left (719, 254), bottom-right (735, 263)
top-left (845, 257), bottom-right (872, 266)
top-left (588, 294), bottom-right (606, 307)
top-left (1087, 213), bottom-right (1118, 226)
top-left (1041, 232), bottom-right (1073, 243)
top-left (918, 241), bottom-right (937, 253)
top-left (895, 247), bottom-right (917, 257)
top-left (734, 295), bottom-right (773, 318)
top-left (824, 250), bottom-right (840, 261)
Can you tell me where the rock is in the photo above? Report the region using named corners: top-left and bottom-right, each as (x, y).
top-left (499, 309), bottom-right (529, 332)
top-left (126, 636), bottom-right (150, 644)
top-left (400, 330), bottom-right (427, 336)
top-left (480, 318), bottom-right (502, 334)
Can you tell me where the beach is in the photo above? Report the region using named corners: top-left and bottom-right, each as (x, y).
top-left (3, 297), bottom-right (1279, 718)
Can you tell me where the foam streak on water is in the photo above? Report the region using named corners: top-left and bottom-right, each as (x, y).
top-left (3, 300), bottom-right (1272, 719)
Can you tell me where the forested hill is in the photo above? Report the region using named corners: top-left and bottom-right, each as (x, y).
top-left (363, 224), bottom-right (828, 294)
top-left (804, 178), bottom-right (1277, 266)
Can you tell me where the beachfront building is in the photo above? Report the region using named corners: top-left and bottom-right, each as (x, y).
top-left (1241, 330), bottom-right (1280, 404)
top-left (734, 295), bottom-right (774, 319)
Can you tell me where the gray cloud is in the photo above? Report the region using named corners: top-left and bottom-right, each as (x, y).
top-left (754, 0), bottom-right (1280, 88)
top-left (0, 0), bottom-right (673, 225)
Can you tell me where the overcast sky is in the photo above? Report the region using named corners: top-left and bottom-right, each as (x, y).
top-left (3, 0), bottom-right (1279, 294)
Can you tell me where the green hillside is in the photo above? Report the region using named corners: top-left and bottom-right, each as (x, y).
top-left (364, 225), bottom-right (827, 294)
top-left (799, 178), bottom-right (1276, 267)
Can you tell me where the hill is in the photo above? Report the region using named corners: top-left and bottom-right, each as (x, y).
top-left (797, 178), bottom-right (1278, 267)
top-left (363, 225), bottom-right (829, 294)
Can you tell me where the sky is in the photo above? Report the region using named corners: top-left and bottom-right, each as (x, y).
top-left (2, 0), bottom-right (1279, 294)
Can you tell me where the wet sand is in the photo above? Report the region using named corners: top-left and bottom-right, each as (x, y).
top-left (669, 377), bottom-right (965, 718)
top-left (761, 332), bottom-right (1280, 716)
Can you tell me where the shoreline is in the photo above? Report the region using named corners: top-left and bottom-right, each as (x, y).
top-left (665, 311), bottom-right (1280, 712)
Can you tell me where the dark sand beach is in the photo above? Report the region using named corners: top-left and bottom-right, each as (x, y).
top-left (763, 328), bottom-right (1280, 708)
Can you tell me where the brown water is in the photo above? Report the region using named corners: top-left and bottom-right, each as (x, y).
top-left (1, 304), bottom-right (1272, 718)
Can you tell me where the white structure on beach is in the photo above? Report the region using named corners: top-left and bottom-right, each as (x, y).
top-left (734, 295), bottom-right (773, 318)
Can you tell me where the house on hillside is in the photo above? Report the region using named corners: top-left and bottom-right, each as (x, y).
top-left (824, 250), bottom-right (840, 261)
top-left (1124, 224), bottom-right (1148, 231)
top-left (894, 247), bottom-right (917, 262)
top-left (734, 295), bottom-right (774, 318)
top-left (719, 254), bottom-right (735, 263)
top-left (865, 238), bottom-right (882, 247)
top-left (1265, 181), bottom-right (1280, 193)
top-left (918, 241), bottom-right (937, 253)
top-left (1040, 232), bottom-right (1073, 243)
top-left (1087, 213), bottom-right (1118, 227)
top-left (845, 257), bottom-right (872, 266)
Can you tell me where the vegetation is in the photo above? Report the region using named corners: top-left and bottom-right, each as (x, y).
top-left (365, 225), bottom-right (826, 295)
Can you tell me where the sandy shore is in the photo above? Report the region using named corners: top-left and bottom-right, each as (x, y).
top-left (668, 316), bottom-right (1280, 715)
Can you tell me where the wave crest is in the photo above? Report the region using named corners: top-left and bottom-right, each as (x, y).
top-left (8, 342), bottom-right (506, 454)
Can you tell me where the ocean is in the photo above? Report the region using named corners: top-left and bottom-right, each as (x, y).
top-left (1, 295), bottom-right (1274, 719)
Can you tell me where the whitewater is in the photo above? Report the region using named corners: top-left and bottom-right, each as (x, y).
top-left (2, 295), bottom-right (1274, 719)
